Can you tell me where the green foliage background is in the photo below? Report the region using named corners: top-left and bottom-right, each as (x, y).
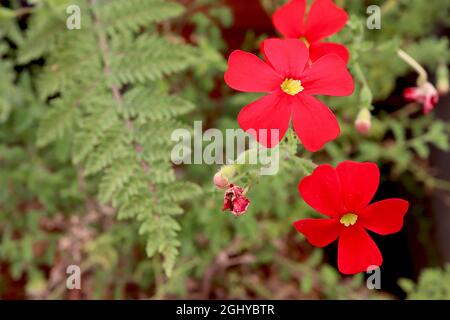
top-left (0, 0), bottom-right (449, 299)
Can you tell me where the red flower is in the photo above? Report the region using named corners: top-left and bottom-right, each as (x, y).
top-left (224, 38), bottom-right (354, 151)
top-left (213, 171), bottom-right (230, 189)
top-left (273, 0), bottom-right (349, 63)
top-left (294, 161), bottom-right (409, 274)
top-left (404, 82), bottom-right (439, 115)
top-left (222, 184), bottom-right (250, 216)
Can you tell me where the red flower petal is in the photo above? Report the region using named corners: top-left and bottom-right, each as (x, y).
top-left (261, 38), bottom-right (309, 78)
top-left (336, 161), bottom-right (379, 212)
top-left (358, 199), bottom-right (409, 235)
top-left (304, 0), bottom-right (348, 43)
top-left (224, 50), bottom-right (282, 93)
top-left (338, 226), bottom-right (382, 274)
top-left (237, 93), bottom-right (291, 148)
top-left (272, 0), bottom-right (306, 38)
top-left (309, 42), bottom-right (349, 63)
top-left (301, 54), bottom-right (354, 96)
top-left (294, 218), bottom-right (342, 247)
top-left (298, 164), bottom-right (346, 217)
top-left (292, 95), bottom-right (340, 152)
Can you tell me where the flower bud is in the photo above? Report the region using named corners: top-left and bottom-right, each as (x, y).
top-left (403, 81), bottom-right (439, 115)
top-left (213, 164), bottom-right (236, 189)
top-left (437, 63), bottom-right (449, 95)
top-left (213, 172), bottom-right (230, 189)
top-left (354, 108), bottom-right (372, 135)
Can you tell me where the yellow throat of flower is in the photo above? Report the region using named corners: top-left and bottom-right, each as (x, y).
top-left (340, 213), bottom-right (358, 227)
top-left (281, 78), bottom-right (304, 96)
top-left (300, 36), bottom-right (310, 48)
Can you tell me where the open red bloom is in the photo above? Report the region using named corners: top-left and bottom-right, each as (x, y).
top-left (273, 0), bottom-right (349, 63)
top-left (224, 38), bottom-right (354, 151)
top-left (294, 161), bottom-right (409, 274)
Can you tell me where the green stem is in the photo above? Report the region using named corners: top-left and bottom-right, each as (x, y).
top-left (353, 62), bottom-right (368, 87)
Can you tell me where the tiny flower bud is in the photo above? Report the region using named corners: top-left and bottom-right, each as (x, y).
top-left (437, 63), bottom-right (449, 95)
top-left (222, 184), bottom-right (250, 216)
top-left (354, 108), bottom-right (372, 135)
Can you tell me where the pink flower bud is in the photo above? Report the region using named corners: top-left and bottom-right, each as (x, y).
top-left (354, 108), bottom-right (371, 135)
top-left (213, 165), bottom-right (237, 189)
top-left (404, 81), bottom-right (439, 115)
top-left (213, 172), bottom-right (230, 189)
top-left (222, 184), bottom-right (250, 216)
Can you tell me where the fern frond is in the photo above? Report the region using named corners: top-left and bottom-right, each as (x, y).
top-left (160, 182), bottom-right (203, 202)
top-left (98, 158), bottom-right (139, 204)
top-left (84, 125), bottom-right (131, 176)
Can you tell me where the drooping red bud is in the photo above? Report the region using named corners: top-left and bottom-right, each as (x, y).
top-left (404, 82), bottom-right (439, 115)
top-left (222, 184), bottom-right (250, 216)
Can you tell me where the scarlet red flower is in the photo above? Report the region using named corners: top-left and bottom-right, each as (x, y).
top-left (224, 38), bottom-right (354, 151)
top-left (404, 82), bottom-right (439, 115)
top-left (294, 161), bottom-right (409, 274)
top-left (222, 184), bottom-right (250, 216)
top-left (354, 108), bottom-right (371, 135)
top-left (273, 0), bottom-right (349, 63)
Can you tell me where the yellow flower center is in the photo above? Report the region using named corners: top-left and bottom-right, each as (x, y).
top-left (340, 213), bottom-right (358, 227)
top-left (300, 36), bottom-right (310, 48)
top-left (281, 78), bottom-right (304, 96)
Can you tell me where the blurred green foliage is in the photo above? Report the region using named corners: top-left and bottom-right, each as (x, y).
top-left (399, 264), bottom-right (450, 299)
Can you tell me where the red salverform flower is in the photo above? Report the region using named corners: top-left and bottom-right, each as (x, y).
top-left (222, 184), bottom-right (250, 216)
top-left (273, 0), bottom-right (349, 63)
top-left (213, 171), bottom-right (230, 189)
top-left (294, 161), bottom-right (409, 274)
top-left (224, 38), bottom-right (354, 151)
top-left (404, 81), bottom-right (439, 115)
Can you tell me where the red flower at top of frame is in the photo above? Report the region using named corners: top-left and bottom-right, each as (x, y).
top-left (273, 0), bottom-right (349, 63)
top-left (294, 161), bottom-right (409, 274)
top-left (224, 38), bottom-right (354, 151)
